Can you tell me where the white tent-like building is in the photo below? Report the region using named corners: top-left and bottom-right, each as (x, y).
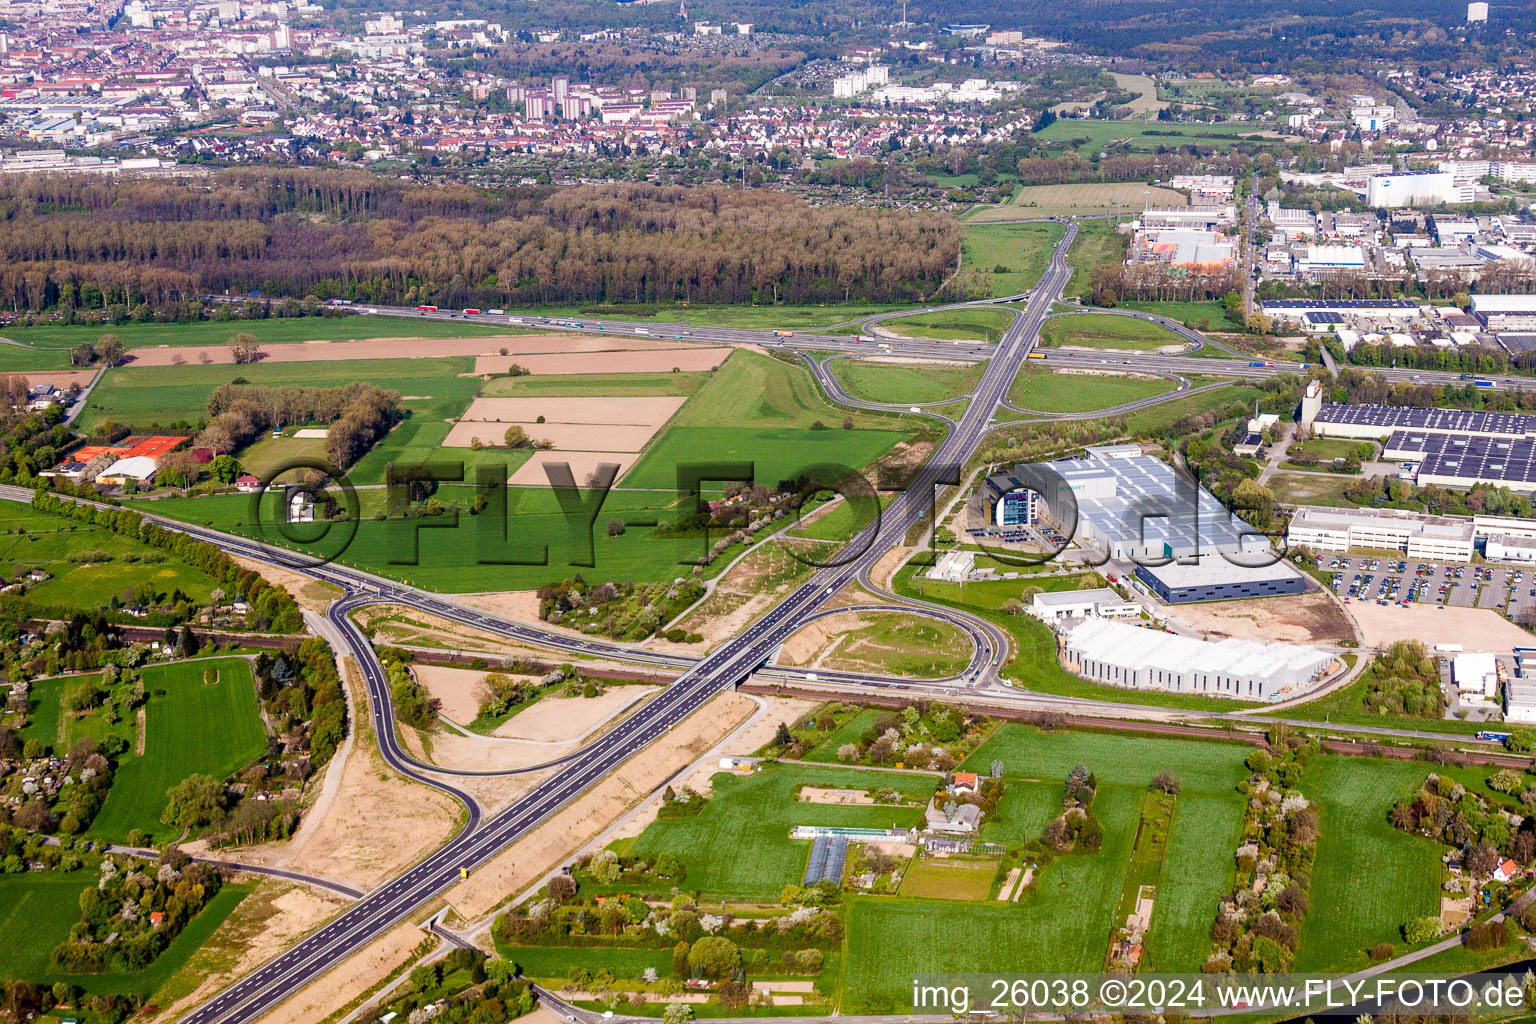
top-left (1059, 618), bottom-right (1336, 702)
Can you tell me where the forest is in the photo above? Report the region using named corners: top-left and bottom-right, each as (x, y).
top-left (0, 170), bottom-right (960, 314)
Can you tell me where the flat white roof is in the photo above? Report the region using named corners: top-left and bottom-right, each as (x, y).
top-left (1472, 294), bottom-right (1536, 314)
top-left (1065, 618), bottom-right (1332, 679)
top-left (1034, 587), bottom-right (1125, 607)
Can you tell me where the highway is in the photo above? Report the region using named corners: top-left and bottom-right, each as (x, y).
top-left (63, 224), bottom-right (1081, 1024)
top-left (42, 218), bottom-right (1504, 1021)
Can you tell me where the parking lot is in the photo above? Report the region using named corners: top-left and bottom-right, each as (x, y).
top-left (1321, 554), bottom-right (1536, 623)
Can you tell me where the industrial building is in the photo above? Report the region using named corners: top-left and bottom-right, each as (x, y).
top-left (1286, 506), bottom-right (1477, 561)
top-left (1507, 649), bottom-right (1536, 724)
top-left (1132, 557), bottom-right (1307, 604)
top-left (1286, 506), bottom-right (1536, 563)
top-left (984, 446), bottom-right (1304, 602)
top-left (1471, 295), bottom-right (1536, 333)
top-left (1260, 299), bottom-right (1420, 321)
top-left (1304, 403), bottom-right (1536, 441)
top-left (1059, 618), bottom-right (1336, 701)
top-left (1414, 436), bottom-right (1536, 493)
top-left (1029, 588), bottom-right (1141, 624)
top-left (1364, 171), bottom-right (1475, 209)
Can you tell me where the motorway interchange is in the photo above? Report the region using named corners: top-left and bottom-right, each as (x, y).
top-left (36, 218), bottom-right (1512, 1023)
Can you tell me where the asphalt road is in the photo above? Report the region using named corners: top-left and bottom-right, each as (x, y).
top-left (24, 218), bottom-right (1495, 1021)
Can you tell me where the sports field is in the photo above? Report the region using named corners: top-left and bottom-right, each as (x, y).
top-left (1040, 313), bottom-right (1190, 352)
top-left (958, 222), bottom-right (1067, 297)
top-left (1007, 366), bottom-right (1175, 412)
top-left (0, 502), bottom-right (220, 611)
top-left (828, 358), bottom-right (983, 405)
top-left (879, 308), bottom-right (1015, 343)
top-left (89, 658), bottom-right (267, 843)
top-left (969, 183), bottom-right (1185, 224)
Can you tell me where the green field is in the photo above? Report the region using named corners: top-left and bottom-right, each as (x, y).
top-left (137, 484), bottom-right (750, 592)
top-left (1, 316), bottom-right (519, 352)
top-left (880, 308), bottom-right (1015, 344)
top-left (0, 502), bottom-right (220, 611)
top-left (1007, 366), bottom-right (1175, 412)
top-left (1033, 118), bottom-right (1285, 152)
top-left (20, 673), bottom-right (136, 755)
top-left (0, 873), bottom-right (248, 995)
top-left (1148, 790), bottom-right (1244, 969)
top-left (959, 222), bottom-right (1067, 298)
top-left (895, 567), bottom-right (1261, 712)
top-left (1265, 472), bottom-right (1360, 509)
top-left (841, 785), bottom-right (1140, 1010)
top-left (1063, 219), bottom-right (1130, 299)
top-left (89, 658), bottom-right (267, 843)
top-left (828, 358), bottom-right (983, 405)
top-left (81, 355), bottom-right (480, 432)
top-left (810, 611), bottom-right (974, 679)
top-left (1295, 757), bottom-right (1442, 971)
top-left (970, 183), bottom-right (1184, 224)
top-left (621, 350), bottom-right (913, 490)
top-left (1118, 300), bottom-right (1243, 332)
top-left (480, 370), bottom-right (711, 398)
top-left (1122, 381), bottom-right (1252, 435)
top-left (630, 765), bottom-right (935, 899)
top-left (1041, 313), bottom-right (1189, 352)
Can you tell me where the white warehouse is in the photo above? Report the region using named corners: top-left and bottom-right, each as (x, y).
top-left (1059, 618), bottom-right (1337, 702)
top-left (1286, 505), bottom-right (1477, 561)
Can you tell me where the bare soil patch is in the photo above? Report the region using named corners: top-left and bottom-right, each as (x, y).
top-left (147, 882), bottom-right (348, 1024)
top-left (252, 922), bottom-right (424, 1024)
top-left (9, 368), bottom-right (99, 390)
top-left (798, 786), bottom-right (875, 805)
top-left (1164, 591), bottom-right (1358, 645)
top-left (126, 335), bottom-right (539, 367)
top-left (455, 396), bottom-right (687, 426)
top-left (508, 450), bottom-right (638, 487)
top-left (445, 421), bottom-right (661, 451)
top-left (666, 542), bottom-right (817, 650)
top-left (230, 554), bottom-right (343, 615)
top-left (444, 691), bottom-right (756, 920)
top-left (413, 663), bottom-right (540, 725)
top-left (224, 662), bottom-right (461, 889)
top-left (869, 545), bottom-right (912, 591)
top-left (1349, 602), bottom-right (1535, 652)
top-left (493, 685), bottom-right (657, 741)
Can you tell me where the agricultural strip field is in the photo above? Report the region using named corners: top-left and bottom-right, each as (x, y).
top-left (828, 358), bottom-right (983, 405)
top-left (0, 502), bottom-right (220, 610)
top-left (0, 873), bottom-right (248, 996)
top-left (1294, 756), bottom-right (1442, 971)
top-left (630, 764), bottom-right (938, 900)
top-left (1007, 367), bottom-right (1175, 413)
top-left (968, 183), bottom-right (1184, 224)
top-left (619, 350), bottom-right (916, 490)
top-left (957, 222), bottom-right (1067, 298)
top-left (480, 370), bottom-right (711, 398)
top-left (879, 308), bottom-right (1015, 344)
top-left (1147, 790), bottom-right (1245, 969)
top-left (89, 657), bottom-right (267, 843)
top-left (1040, 314), bottom-right (1190, 352)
